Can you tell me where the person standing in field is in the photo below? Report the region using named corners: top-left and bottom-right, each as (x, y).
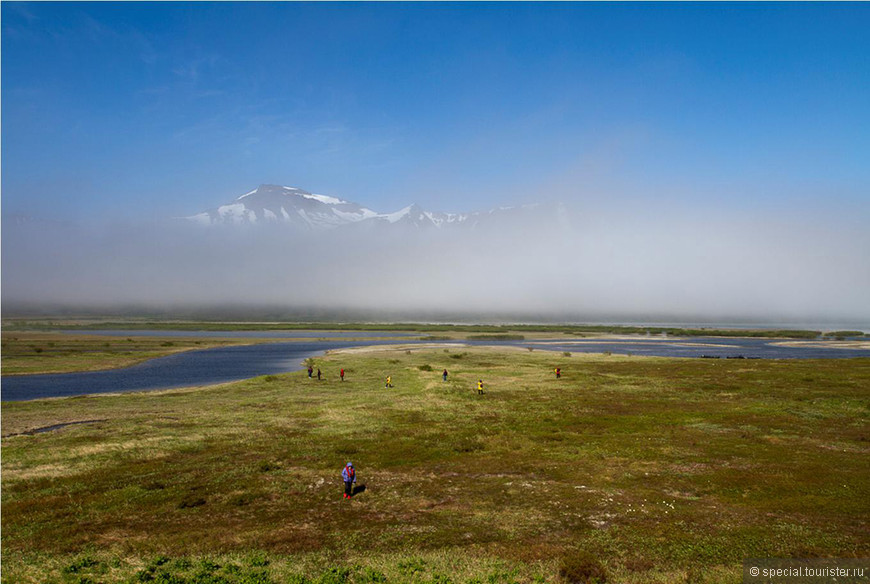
top-left (477, 379), bottom-right (484, 394)
top-left (340, 368), bottom-right (345, 382)
top-left (386, 376), bottom-right (393, 388)
top-left (308, 365), bottom-right (313, 378)
top-left (555, 367), bottom-right (561, 379)
top-left (443, 369), bottom-right (448, 382)
top-left (317, 368), bottom-right (322, 380)
top-left (341, 462), bottom-right (356, 499)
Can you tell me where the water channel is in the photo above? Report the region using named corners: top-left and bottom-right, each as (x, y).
top-left (3, 331), bottom-right (868, 402)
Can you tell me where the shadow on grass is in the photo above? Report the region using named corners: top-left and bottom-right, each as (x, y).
top-left (352, 484), bottom-right (367, 497)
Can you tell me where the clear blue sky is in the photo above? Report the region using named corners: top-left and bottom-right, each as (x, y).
top-left (3, 2), bottom-right (869, 220)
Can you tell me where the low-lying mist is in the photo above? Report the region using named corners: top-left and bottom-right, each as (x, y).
top-left (3, 200), bottom-right (868, 325)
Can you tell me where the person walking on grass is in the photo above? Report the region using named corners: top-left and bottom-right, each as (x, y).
top-left (308, 365), bottom-right (313, 378)
top-left (555, 367), bottom-right (561, 379)
top-left (443, 369), bottom-right (448, 382)
top-left (340, 368), bottom-right (345, 382)
top-left (342, 462), bottom-right (356, 499)
top-left (386, 376), bottom-right (393, 388)
top-left (317, 368), bottom-right (322, 380)
top-left (477, 379), bottom-right (484, 395)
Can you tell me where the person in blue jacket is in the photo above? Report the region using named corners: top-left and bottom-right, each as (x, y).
top-left (341, 462), bottom-right (356, 499)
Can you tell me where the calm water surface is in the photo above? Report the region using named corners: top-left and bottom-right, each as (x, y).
top-left (3, 332), bottom-right (868, 402)
top-left (60, 329), bottom-right (418, 338)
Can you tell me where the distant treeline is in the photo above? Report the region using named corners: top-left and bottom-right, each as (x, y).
top-left (3, 319), bottom-right (859, 339)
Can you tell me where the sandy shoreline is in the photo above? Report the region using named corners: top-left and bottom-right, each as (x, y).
top-left (771, 340), bottom-right (870, 350)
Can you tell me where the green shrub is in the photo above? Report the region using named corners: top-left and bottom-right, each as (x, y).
top-left (397, 558), bottom-right (427, 577)
top-left (239, 569), bottom-right (272, 584)
top-left (63, 556), bottom-right (100, 574)
top-left (418, 364), bottom-right (433, 371)
top-left (246, 554), bottom-right (269, 568)
top-left (196, 558), bottom-right (221, 573)
top-left (173, 558), bottom-right (193, 570)
top-left (317, 566), bottom-right (352, 584)
top-left (357, 567), bottom-right (387, 583)
top-left (485, 570), bottom-right (519, 584)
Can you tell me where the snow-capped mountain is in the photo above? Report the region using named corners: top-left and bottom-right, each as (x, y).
top-left (186, 185), bottom-right (379, 229)
top-left (185, 184), bottom-right (546, 232)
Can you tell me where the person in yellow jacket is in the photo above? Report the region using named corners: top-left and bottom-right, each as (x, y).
top-left (386, 376), bottom-right (393, 388)
top-left (477, 379), bottom-right (484, 394)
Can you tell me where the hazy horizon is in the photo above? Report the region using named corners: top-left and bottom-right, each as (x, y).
top-left (4, 195), bottom-right (869, 326)
top-left (4, 301), bottom-right (869, 334)
top-left (3, 4), bottom-right (868, 324)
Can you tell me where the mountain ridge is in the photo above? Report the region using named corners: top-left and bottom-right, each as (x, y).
top-left (184, 184), bottom-right (540, 231)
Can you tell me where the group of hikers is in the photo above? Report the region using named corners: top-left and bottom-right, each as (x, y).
top-left (308, 365), bottom-right (346, 381)
top-left (336, 365), bottom-right (565, 499)
top-left (311, 364), bottom-right (564, 396)
top-left (307, 365), bottom-right (491, 393)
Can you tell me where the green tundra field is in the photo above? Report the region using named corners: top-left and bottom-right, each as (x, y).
top-left (2, 341), bottom-right (868, 584)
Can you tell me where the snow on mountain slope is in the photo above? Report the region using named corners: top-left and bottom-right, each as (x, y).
top-left (185, 184), bottom-right (555, 233)
top-left (185, 184), bottom-right (379, 229)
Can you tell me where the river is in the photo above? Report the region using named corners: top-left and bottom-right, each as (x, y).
top-left (2, 332), bottom-right (868, 402)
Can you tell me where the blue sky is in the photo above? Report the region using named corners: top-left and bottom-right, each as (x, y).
top-left (3, 2), bottom-right (869, 220)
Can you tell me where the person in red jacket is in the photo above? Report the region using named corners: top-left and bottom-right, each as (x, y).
top-left (340, 368), bottom-right (345, 382)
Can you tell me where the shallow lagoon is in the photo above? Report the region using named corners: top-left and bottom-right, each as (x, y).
top-left (4, 332), bottom-right (869, 401)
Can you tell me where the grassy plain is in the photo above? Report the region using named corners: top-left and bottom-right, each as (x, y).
top-left (2, 345), bottom-right (869, 584)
